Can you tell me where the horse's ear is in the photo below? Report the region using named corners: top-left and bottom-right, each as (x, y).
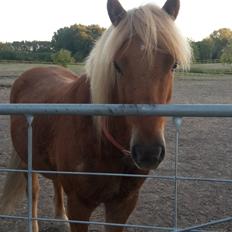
top-left (162, 0), bottom-right (180, 20)
top-left (107, 0), bottom-right (127, 26)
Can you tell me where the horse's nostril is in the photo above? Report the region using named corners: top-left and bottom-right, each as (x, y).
top-left (132, 144), bottom-right (165, 168)
top-left (154, 146), bottom-right (162, 161)
top-left (157, 145), bottom-right (165, 162)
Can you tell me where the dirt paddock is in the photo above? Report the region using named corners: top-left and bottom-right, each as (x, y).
top-left (0, 71), bottom-right (232, 232)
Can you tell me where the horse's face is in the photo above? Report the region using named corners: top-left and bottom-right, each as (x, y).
top-left (114, 36), bottom-right (175, 170)
top-left (108, 0), bottom-right (180, 170)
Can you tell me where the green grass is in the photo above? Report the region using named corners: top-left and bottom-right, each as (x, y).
top-left (68, 64), bottom-right (85, 75)
top-left (0, 63), bottom-right (85, 77)
top-left (188, 63), bottom-right (232, 75)
top-left (175, 72), bottom-right (232, 80)
top-left (0, 62), bottom-right (232, 78)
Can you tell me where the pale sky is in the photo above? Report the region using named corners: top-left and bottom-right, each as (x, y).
top-left (1, 0), bottom-right (232, 42)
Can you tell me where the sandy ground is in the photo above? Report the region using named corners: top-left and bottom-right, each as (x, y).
top-left (0, 71), bottom-right (232, 232)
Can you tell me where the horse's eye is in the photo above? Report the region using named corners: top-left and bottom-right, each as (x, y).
top-left (114, 61), bottom-right (123, 75)
top-left (172, 63), bottom-right (178, 71)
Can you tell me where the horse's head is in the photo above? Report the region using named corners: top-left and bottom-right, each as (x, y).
top-left (86, 0), bottom-right (191, 170)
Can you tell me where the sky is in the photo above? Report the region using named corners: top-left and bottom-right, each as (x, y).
top-left (1, 0), bottom-right (232, 43)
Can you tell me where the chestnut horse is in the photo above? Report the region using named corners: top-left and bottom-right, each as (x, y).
top-left (0, 0), bottom-right (191, 231)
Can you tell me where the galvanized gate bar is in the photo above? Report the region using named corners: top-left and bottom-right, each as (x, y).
top-left (1, 169), bottom-right (232, 184)
top-left (0, 214), bottom-right (223, 232)
top-left (178, 216), bottom-right (232, 232)
top-left (0, 215), bottom-right (174, 231)
top-left (26, 115), bottom-right (33, 232)
top-left (0, 104), bottom-right (232, 232)
top-left (0, 104), bottom-right (232, 117)
top-left (173, 118), bottom-right (183, 231)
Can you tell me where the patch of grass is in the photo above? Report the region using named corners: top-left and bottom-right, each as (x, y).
top-left (1, 62), bottom-right (232, 79)
top-left (68, 64), bottom-right (85, 75)
top-left (175, 72), bottom-right (232, 80)
top-left (188, 63), bottom-right (232, 75)
top-left (0, 63), bottom-right (85, 77)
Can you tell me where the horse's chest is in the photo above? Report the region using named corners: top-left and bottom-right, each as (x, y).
top-left (77, 175), bottom-right (144, 205)
top-left (76, 176), bottom-right (121, 201)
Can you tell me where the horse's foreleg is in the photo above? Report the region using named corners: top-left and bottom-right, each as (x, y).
top-left (53, 179), bottom-right (70, 231)
top-left (31, 173), bottom-right (40, 232)
top-left (104, 193), bottom-right (139, 232)
top-left (53, 179), bottom-right (68, 220)
top-left (67, 192), bottom-right (95, 232)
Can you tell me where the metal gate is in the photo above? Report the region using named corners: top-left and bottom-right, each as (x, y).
top-left (0, 104), bottom-right (232, 232)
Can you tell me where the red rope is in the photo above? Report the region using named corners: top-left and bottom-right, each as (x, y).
top-left (102, 121), bottom-right (131, 156)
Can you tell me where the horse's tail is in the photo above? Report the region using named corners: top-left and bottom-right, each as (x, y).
top-left (0, 149), bottom-right (27, 214)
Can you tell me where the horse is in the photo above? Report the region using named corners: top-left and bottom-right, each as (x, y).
top-left (0, 0), bottom-right (191, 231)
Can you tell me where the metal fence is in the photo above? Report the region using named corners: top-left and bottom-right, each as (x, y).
top-left (0, 104), bottom-right (232, 232)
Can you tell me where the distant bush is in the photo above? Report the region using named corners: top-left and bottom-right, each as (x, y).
top-left (52, 49), bottom-right (75, 67)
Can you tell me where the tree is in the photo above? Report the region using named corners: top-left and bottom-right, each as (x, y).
top-left (196, 39), bottom-right (213, 61)
top-left (0, 41), bottom-right (53, 62)
top-left (190, 40), bottom-right (200, 61)
top-left (52, 24), bottom-right (105, 61)
top-left (10, 41), bottom-right (53, 52)
top-left (0, 42), bottom-right (12, 51)
top-left (220, 40), bottom-right (232, 64)
top-left (209, 28), bottom-right (232, 60)
top-left (52, 49), bottom-right (75, 67)
top-left (192, 28), bottom-right (232, 62)
top-left (0, 43), bottom-right (16, 60)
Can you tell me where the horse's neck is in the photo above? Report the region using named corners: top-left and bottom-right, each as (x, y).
top-left (62, 75), bottom-right (91, 104)
top-left (104, 84), bottom-right (131, 150)
top-left (75, 75), bottom-right (131, 151)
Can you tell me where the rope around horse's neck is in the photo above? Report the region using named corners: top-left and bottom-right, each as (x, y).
top-left (102, 120), bottom-right (131, 157)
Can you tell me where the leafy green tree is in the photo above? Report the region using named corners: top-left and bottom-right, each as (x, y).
top-left (220, 40), bottom-right (232, 64)
top-left (0, 41), bottom-right (53, 62)
top-left (10, 41), bottom-right (53, 52)
top-left (196, 39), bottom-right (213, 61)
top-left (52, 27), bottom-right (74, 52)
top-left (0, 42), bottom-right (12, 51)
top-left (52, 49), bottom-right (75, 67)
top-left (209, 28), bottom-right (232, 60)
top-left (190, 40), bottom-right (200, 61)
top-left (52, 24), bottom-right (105, 61)
top-left (0, 43), bottom-right (15, 60)
top-left (193, 28), bottom-right (232, 62)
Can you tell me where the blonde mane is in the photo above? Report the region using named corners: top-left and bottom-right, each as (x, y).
top-left (86, 3), bottom-right (192, 105)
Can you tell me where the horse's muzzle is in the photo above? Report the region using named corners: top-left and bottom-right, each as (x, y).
top-left (132, 144), bottom-right (165, 170)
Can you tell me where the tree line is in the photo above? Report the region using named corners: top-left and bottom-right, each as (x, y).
top-left (0, 24), bottom-right (105, 64)
top-left (191, 28), bottom-right (232, 63)
top-left (0, 25), bottom-right (232, 64)
top-left (0, 41), bottom-right (53, 62)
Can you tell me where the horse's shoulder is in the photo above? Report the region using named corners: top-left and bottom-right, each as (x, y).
top-left (63, 74), bottom-right (91, 104)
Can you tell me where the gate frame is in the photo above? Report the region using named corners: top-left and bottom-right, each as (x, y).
top-left (0, 103), bottom-right (232, 232)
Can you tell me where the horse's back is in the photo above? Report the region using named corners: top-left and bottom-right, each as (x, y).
top-left (11, 66), bottom-right (79, 104)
